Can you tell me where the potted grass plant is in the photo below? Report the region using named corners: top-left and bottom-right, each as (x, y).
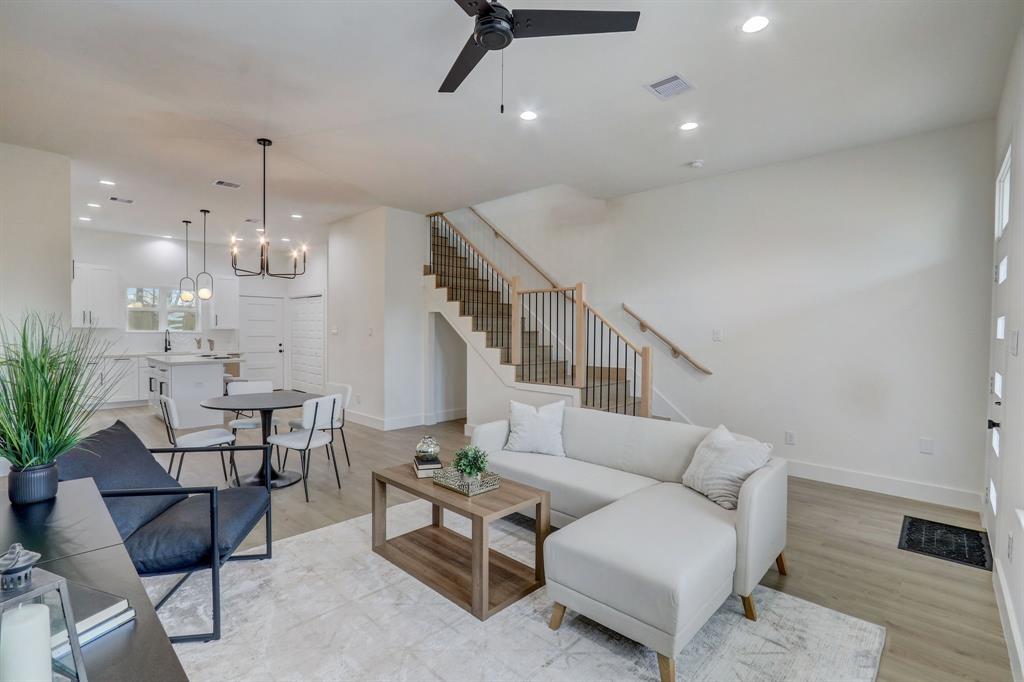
top-left (0, 314), bottom-right (118, 505)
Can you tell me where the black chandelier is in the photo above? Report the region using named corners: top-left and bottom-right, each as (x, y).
top-left (231, 138), bottom-right (307, 279)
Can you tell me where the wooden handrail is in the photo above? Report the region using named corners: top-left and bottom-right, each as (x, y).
top-left (622, 303), bottom-right (713, 375)
top-left (467, 206), bottom-right (562, 288)
top-left (428, 212), bottom-right (515, 285)
top-left (518, 286), bottom-right (576, 295)
top-left (585, 303), bottom-right (642, 354)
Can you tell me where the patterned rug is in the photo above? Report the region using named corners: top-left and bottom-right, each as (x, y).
top-left (145, 500), bottom-right (885, 681)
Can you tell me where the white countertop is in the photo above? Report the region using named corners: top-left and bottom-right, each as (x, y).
top-left (145, 355), bottom-right (239, 366)
top-left (104, 351), bottom-right (241, 359)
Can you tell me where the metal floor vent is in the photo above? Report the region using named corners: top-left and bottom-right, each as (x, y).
top-left (898, 516), bottom-right (992, 570)
top-left (646, 74), bottom-right (691, 99)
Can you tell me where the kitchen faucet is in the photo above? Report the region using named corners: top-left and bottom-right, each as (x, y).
top-left (164, 330), bottom-right (171, 353)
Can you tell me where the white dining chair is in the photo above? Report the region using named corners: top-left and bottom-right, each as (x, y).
top-left (287, 384), bottom-right (352, 467)
top-left (159, 396), bottom-right (236, 482)
top-left (225, 380), bottom-right (283, 469)
top-left (269, 395), bottom-right (342, 502)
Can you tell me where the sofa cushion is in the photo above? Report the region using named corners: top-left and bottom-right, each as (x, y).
top-left (125, 487), bottom-right (269, 575)
top-left (561, 407), bottom-right (714, 482)
top-left (488, 450), bottom-right (657, 519)
top-left (506, 400), bottom-right (566, 457)
top-left (544, 482), bottom-right (737, 636)
top-left (58, 421), bottom-right (186, 540)
top-left (683, 425), bottom-right (772, 510)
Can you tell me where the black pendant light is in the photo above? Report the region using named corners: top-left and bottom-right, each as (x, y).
top-left (179, 220), bottom-right (196, 302)
top-left (231, 138), bottom-right (307, 279)
top-left (196, 209), bottom-right (214, 300)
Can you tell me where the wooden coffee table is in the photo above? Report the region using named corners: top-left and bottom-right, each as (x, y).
top-left (371, 463), bottom-right (551, 620)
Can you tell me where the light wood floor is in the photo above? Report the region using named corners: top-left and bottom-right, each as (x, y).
top-left (87, 406), bottom-right (1011, 682)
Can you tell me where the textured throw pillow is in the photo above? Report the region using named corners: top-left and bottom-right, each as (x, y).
top-left (682, 424), bottom-right (771, 510)
top-left (505, 400), bottom-right (566, 457)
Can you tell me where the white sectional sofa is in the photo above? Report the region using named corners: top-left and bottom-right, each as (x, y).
top-left (471, 406), bottom-right (788, 682)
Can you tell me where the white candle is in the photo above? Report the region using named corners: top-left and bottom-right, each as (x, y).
top-left (0, 604), bottom-right (52, 682)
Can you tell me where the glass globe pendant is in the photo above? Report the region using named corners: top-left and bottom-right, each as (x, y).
top-left (178, 219), bottom-right (197, 303)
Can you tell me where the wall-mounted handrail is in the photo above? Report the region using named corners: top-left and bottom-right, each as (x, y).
top-left (467, 206), bottom-right (562, 288)
top-left (622, 303), bottom-right (713, 375)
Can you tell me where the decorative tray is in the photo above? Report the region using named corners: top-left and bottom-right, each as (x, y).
top-left (432, 467), bottom-right (501, 497)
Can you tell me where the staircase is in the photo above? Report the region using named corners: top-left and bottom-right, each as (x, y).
top-left (426, 213), bottom-right (652, 417)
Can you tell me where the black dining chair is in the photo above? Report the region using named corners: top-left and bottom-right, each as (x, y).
top-left (58, 420), bottom-right (273, 643)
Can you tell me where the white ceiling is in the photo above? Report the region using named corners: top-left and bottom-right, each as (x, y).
top-left (1, 0), bottom-right (1020, 244)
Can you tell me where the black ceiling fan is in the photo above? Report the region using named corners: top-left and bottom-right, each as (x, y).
top-left (439, 0), bottom-right (640, 93)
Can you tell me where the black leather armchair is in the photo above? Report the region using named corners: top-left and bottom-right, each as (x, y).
top-left (57, 420), bottom-right (272, 643)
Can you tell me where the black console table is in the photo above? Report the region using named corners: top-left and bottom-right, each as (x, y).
top-left (0, 478), bottom-right (187, 682)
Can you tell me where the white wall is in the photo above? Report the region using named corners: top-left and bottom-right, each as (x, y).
top-left (475, 121), bottom-right (995, 510)
top-left (327, 207), bottom-right (387, 422)
top-left (427, 313), bottom-right (467, 423)
top-left (0, 143), bottom-right (71, 323)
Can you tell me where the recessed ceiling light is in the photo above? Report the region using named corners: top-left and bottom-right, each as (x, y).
top-left (99, 179), bottom-right (116, 186)
top-left (520, 111), bottom-right (538, 121)
top-left (77, 216), bottom-right (91, 222)
top-left (281, 237), bottom-right (291, 242)
top-left (291, 214), bottom-right (302, 220)
top-left (162, 235), bottom-right (173, 239)
top-left (86, 203), bottom-right (101, 208)
top-left (741, 16), bottom-right (770, 33)
top-left (234, 237), bottom-right (244, 241)
top-left (679, 122), bottom-right (699, 131)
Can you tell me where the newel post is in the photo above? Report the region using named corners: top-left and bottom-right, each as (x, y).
top-left (639, 346), bottom-right (653, 417)
top-left (510, 276), bottom-right (522, 366)
top-left (574, 282), bottom-right (586, 388)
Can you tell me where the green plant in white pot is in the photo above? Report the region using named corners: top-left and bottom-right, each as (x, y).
top-left (0, 315), bottom-right (118, 505)
top-left (452, 445), bottom-right (488, 483)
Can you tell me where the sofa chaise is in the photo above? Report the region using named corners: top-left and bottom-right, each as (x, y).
top-left (471, 406), bottom-right (788, 682)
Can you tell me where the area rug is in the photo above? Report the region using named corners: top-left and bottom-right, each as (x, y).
top-left (144, 500), bottom-right (885, 681)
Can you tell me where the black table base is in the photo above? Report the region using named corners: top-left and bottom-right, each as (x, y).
top-left (239, 466), bottom-right (302, 489)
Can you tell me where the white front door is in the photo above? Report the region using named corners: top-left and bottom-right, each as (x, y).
top-left (240, 296), bottom-right (284, 388)
top-left (289, 295), bottom-right (325, 393)
top-left (984, 144), bottom-right (1021, 599)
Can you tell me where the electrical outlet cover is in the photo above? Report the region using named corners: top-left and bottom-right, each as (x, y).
top-left (784, 431), bottom-right (796, 445)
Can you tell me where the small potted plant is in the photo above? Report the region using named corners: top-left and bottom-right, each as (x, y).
top-left (0, 314), bottom-right (119, 505)
top-left (452, 445), bottom-right (488, 483)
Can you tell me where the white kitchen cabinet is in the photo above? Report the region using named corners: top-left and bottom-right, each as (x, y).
top-left (103, 356), bottom-right (139, 403)
top-left (71, 262), bottom-right (120, 328)
top-left (208, 276), bottom-right (240, 329)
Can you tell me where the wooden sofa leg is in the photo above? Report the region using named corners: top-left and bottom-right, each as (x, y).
top-left (657, 653), bottom-right (676, 682)
top-left (549, 602), bottom-right (566, 630)
top-left (741, 595), bottom-right (757, 621)
top-left (776, 551), bottom-right (788, 576)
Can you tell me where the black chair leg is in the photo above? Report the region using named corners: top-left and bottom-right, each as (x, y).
top-left (300, 451), bottom-right (310, 503)
top-left (340, 427), bottom-right (351, 466)
top-left (230, 454), bottom-right (241, 487)
top-left (282, 449), bottom-right (289, 469)
top-left (329, 444), bottom-right (341, 489)
top-left (175, 452), bottom-right (185, 481)
top-left (166, 451), bottom-right (176, 475)
top-left (219, 452), bottom-right (229, 482)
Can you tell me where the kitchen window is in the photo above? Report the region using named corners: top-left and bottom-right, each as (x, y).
top-left (126, 286), bottom-right (199, 331)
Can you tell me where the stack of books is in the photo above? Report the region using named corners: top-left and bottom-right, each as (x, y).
top-left (412, 454), bottom-right (443, 479)
top-left (47, 581), bottom-right (136, 659)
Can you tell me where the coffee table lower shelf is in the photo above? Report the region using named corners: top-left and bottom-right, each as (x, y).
top-left (374, 525), bottom-right (542, 620)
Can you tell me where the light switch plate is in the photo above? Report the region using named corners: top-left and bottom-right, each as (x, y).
top-left (712, 328), bottom-right (723, 342)
top-left (784, 431), bottom-right (796, 445)
top-left (919, 438), bottom-right (935, 455)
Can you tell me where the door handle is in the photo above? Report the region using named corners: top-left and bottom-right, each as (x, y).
top-left (82, 310), bottom-right (86, 324)
top-left (149, 377), bottom-right (154, 392)
top-left (89, 310), bottom-right (93, 324)
top-left (215, 314), bottom-right (219, 326)
top-left (988, 419), bottom-right (1001, 429)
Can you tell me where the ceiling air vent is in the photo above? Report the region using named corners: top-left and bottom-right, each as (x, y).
top-left (108, 196), bottom-right (134, 204)
top-left (646, 74), bottom-right (691, 100)
top-left (214, 180), bottom-right (242, 189)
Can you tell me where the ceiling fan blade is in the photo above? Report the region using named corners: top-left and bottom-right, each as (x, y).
top-left (439, 35), bottom-right (489, 92)
top-left (453, 0), bottom-right (492, 17)
top-left (512, 9), bottom-right (640, 38)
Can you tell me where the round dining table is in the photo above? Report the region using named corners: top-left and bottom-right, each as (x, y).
top-left (200, 390), bottom-right (320, 490)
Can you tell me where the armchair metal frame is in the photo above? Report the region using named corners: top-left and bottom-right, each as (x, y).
top-left (101, 444), bottom-right (272, 644)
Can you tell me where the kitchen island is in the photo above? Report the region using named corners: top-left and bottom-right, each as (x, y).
top-left (146, 355), bottom-right (234, 428)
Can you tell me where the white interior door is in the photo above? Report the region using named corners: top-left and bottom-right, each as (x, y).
top-left (240, 296), bottom-right (284, 388)
top-left (984, 144), bottom-right (1022, 605)
top-left (289, 295), bottom-right (325, 393)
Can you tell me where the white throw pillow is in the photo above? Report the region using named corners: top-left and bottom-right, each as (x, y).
top-left (682, 424), bottom-right (771, 510)
top-left (505, 400), bottom-right (566, 457)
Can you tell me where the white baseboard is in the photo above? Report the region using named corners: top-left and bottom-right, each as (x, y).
top-left (786, 458), bottom-right (981, 511)
top-left (345, 410), bottom-right (386, 431)
top-left (384, 413), bottom-right (426, 431)
top-left (431, 407), bottom-right (466, 423)
top-left (995, 557), bottom-right (1024, 682)
top-left (344, 409), bottom-right (441, 432)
